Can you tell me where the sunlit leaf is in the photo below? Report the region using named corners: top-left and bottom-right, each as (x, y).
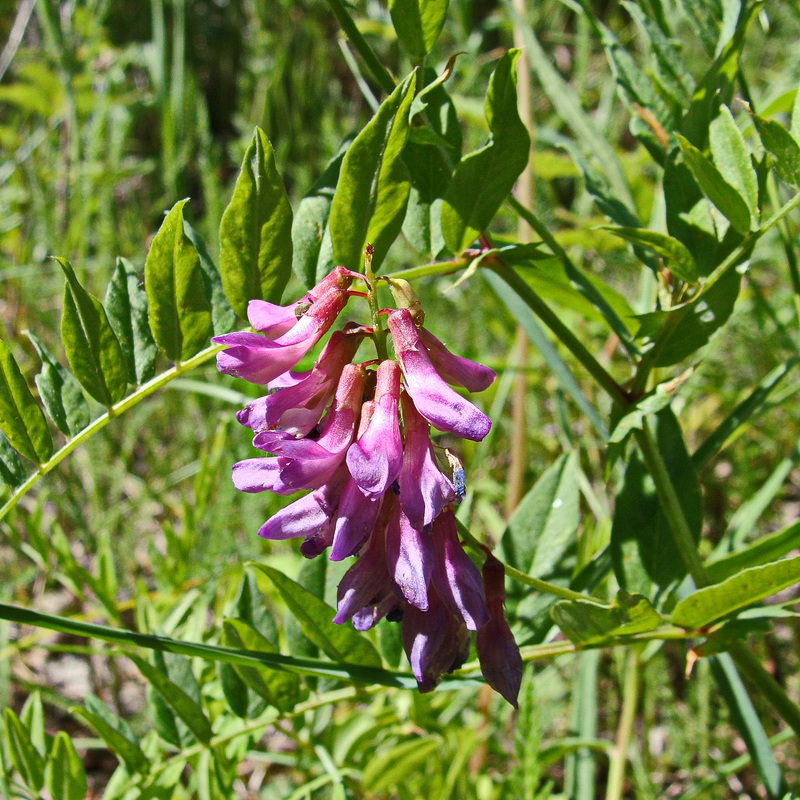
top-left (145, 200), bottom-right (213, 362)
top-left (56, 258), bottom-right (128, 406)
top-left (672, 556), bottom-right (800, 630)
top-left (0, 339), bottom-right (53, 463)
top-left (389, 0), bottom-right (449, 58)
top-left (105, 257), bottom-right (158, 385)
top-left (441, 50), bottom-right (530, 252)
top-left (330, 71), bottom-right (417, 271)
top-left (219, 128), bottom-right (293, 316)
top-left (46, 732), bottom-right (87, 800)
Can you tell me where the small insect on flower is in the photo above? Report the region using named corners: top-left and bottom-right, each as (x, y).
top-left (445, 449), bottom-right (466, 503)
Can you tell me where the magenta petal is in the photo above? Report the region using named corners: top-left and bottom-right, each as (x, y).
top-left (398, 393), bottom-right (455, 529)
top-left (231, 457), bottom-right (292, 494)
top-left (257, 493), bottom-right (329, 540)
top-left (214, 332), bottom-right (319, 385)
top-left (346, 361), bottom-right (403, 495)
top-left (388, 310), bottom-right (491, 442)
top-left (247, 299), bottom-right (305, 336)
top-left (419, 327), bottom-right (497, 392)
top-left (431, 510), bottom-right (489, 630)
top-left (386, 506), bottom-right (433, 610)
top-left (329, 478), bottom-right (383, 561)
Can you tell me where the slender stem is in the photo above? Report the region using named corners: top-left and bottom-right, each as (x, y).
top-left (324, 0), bottom-right (395, 95)
top-left (0, 343), bottom-right (223, 522)
top-left (507, 196), bottom-right (640, 357)
top-left (364, 247), bottom-right (388, 361)
top-left (457, 518), bottom-right (609, 603)
top-left (606, 649), bottom-right (640, 800)
top-left (386, 255), bottom-right (476, 281)
top-left (488, 263), bottom-right (631, 407)
top-left (633, 420), bottom-right (709, 587)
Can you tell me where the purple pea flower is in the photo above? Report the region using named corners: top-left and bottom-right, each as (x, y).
top-left (246, 266), bottom-right (355, 335)
top-left (233, 364), bottom-right (366, 495)
top-left (214, 266), bottom-right (353, 384)
top-left (430, 508), bottom-right (489, 631)
top-left (387, 309), bottom-right (492, 442)
top-left (237, 323), bottom-right (366, 436)
top-left (418, 327), bottom-right (496, 392)
top-left (346, 360), bottom-right (403, 496)
top-left (397, 392), bottom-right (455, 530)
top-left (476, 551), bottom-right (523, 707)
top-left (401, 584), bottom-right (470, 694)
top-left (386, 502), bottom-right (433, 611)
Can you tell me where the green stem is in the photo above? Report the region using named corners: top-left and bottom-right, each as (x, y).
top-left (364, 249), bottom-right (388, 361)
top-left (0, 343), bottom-right (223, 523)
top-left (386, 255), bottom-right (476, 282)
top-left (488, 263), bottom-right (631, 407)
top-left (507, 196), bottom-right (640, 357)
top-left (455, 519), bottom-right (600, 602)
top-left (633, 420), bottom-right (709, 587)
top-left (324, 0), bottom-right (395, 95)
top-left (728, 642), bottom-right (800, 737)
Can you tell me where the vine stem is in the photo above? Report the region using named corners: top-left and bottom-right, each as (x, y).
top-left (0, 343), bottom-right (223, 523)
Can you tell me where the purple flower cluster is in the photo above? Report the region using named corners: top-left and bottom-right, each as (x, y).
top-left (214, 267), bottom-right (522, 704)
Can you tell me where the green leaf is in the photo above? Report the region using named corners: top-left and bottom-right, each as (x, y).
top-left (222, 619), bottom-right (303, 712)
top-left (0, 339), bottom-right (52, 463)
top-left (219, 128), bottom-right (293, 316)
top-left (403, 72), bottom-right (461, 257)
top-left (26, 331), bottom-right (90, 438)
top-left (706, 520), bottom-right (800, 584)
top-left (611, 408), bottom-right (703, 590)
top-left (148, 650), bottom-right (203, 747)
top-left (608, 376), bottom-right (685, 444)
top-left (0, 432), bottom-right (26, 487)
top-left (217, 661), bottom-right (250, 719)
top-left (676, 134), bottom-right (752, 235)
top-left (708, 653), bottom-right (788, 800)
top-left (752, 114), bottom-right (800, 186)
top-left (292, 140), bottom-right (350, 289)
top-left (605, 227), bottom-right (699, 284)
top-left (499, 452), bottom-right (579, 576)
top-left (105, 258), bottom-right (158, 386)
top-left (70, 696), bottom-right (149, 774)
top-left (3, 708), bottom-right (44, 791)
top-left (389, 0), bottom-right (448, 57)
top-left (46, 731), bottom-right (87, 800)
top-left (127, 653), bottom-right (213, 745)
top-left (251, 564), bottom-right (382, 669)
top-left (330, 71), bottom-right (417, 271)
top-left (441, 50), bottom-right (530, 252)
top-left (57, 258), bottom-right (128, 406)
top-left (551, 590), bottom-right (663, 645)
top-left (672, 556), bottom-right (800, 630)
top-left (709, 106), bottom-right (758, 226)
top-left (183, 221), bottom-right (236, 336)
top-left (145, 200), bottom-right (213, 362)
top-left (361, 738), bottom-right (440, 793)
top-left (635, 265), bottom-right (742, 366)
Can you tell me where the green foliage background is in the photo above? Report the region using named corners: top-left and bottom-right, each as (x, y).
top-left (0, 0), bottom-right (798, 798)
